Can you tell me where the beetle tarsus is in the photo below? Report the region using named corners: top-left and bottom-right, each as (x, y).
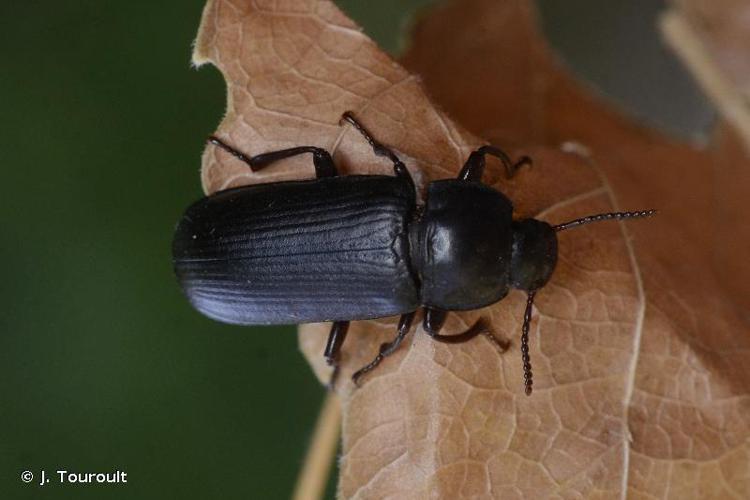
top-left (458, 146), bottom-right (532, 182)
top-left (208, 136), bottom-right (338, 178)
top-left (510, 155), bottom-right (533, 177)
top-left (340, 112), bottom-right (397, 163)
top-left (424, 313), bottom-right (498, 345)
top-left (340, 111), bottom-right (415, 191)
top-left (208, 136), bottom-right (256, 169)
top-left (351, 312), bottom-right (415, 386)
top-left (327, 366), bottom-right (341, 392)
top-left (479, 322), bottom-right (511, 352)
top-left (324, 321), bottom-right (350, 389)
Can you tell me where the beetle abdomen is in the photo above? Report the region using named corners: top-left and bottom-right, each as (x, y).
top-left (172, 175), bottom-right (419, 324)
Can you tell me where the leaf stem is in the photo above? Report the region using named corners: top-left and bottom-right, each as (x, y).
top-left (292, 393), bottom-right (341, 500)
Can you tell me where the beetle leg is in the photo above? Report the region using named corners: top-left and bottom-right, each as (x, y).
top-left (340, 111), bottom-right (415, 192)
top-left (423, 309), bottom-right (510, 350)
top-left (324, 321), bottom-right (350, 390)
top-left (340, 111), bottom-right (403, 166)
top-left (208, 136), bottom-right (338, 179)
top-left (351, 312), bottom-right (416, 386)
top-left (423, 307), bottom-right (448, 334)
top-left (458, 146), bottom-right (532, 182)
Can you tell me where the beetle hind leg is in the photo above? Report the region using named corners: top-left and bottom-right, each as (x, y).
top-left (352, 312), bottom-right (416, 387)
top-left (458, 145), bottom-right (532, 182)
top-left (324, 321), bottom-right (350, 390)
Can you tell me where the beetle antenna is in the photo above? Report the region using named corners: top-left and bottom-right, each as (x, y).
top-left (521, 290), bottom-right (536, 396)
top-left (553, 209), bottom-right (656, 232)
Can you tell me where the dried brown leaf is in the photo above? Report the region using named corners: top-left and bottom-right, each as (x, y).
top-left (660, 1), bottom-right (750, 310)
top-left (193, 0), bottom-right (750, 498)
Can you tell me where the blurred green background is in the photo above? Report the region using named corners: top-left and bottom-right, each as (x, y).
top-left (0, 1), bottom-right (708, 499)
top-left (0, 2), bottom-right (437, 499)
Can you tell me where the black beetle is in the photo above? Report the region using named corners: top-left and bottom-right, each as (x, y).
top-left (172, 112), bottom-right (655, 395)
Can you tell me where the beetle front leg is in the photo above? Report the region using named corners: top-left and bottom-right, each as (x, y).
top-left (423, 308), bottom-right (510, 351)
top-left (324, 321), bottom-right (350, 390)
top-left (458, 146), bottom-right (532, 182)
top-left (352, 312), bottom-right (416, 386)
top-left (208, 136), bottom-right (338, 179)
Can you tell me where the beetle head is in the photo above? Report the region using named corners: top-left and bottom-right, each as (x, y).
top-left (510, 209), bottom-right (657, 396)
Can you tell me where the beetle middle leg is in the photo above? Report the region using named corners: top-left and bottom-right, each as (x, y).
top-left (208, 136), bottom-right (338, 179)
top-left (423, 308), bottom-right (510, 351)
top-left (340, 111), bottom-right (415, 191)
top-left (324, 321), bottom-right (350, 390)
top-left (458, 146), bottom-right (532, 182)
top-left (351, 312), bottom-right (416, 386)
